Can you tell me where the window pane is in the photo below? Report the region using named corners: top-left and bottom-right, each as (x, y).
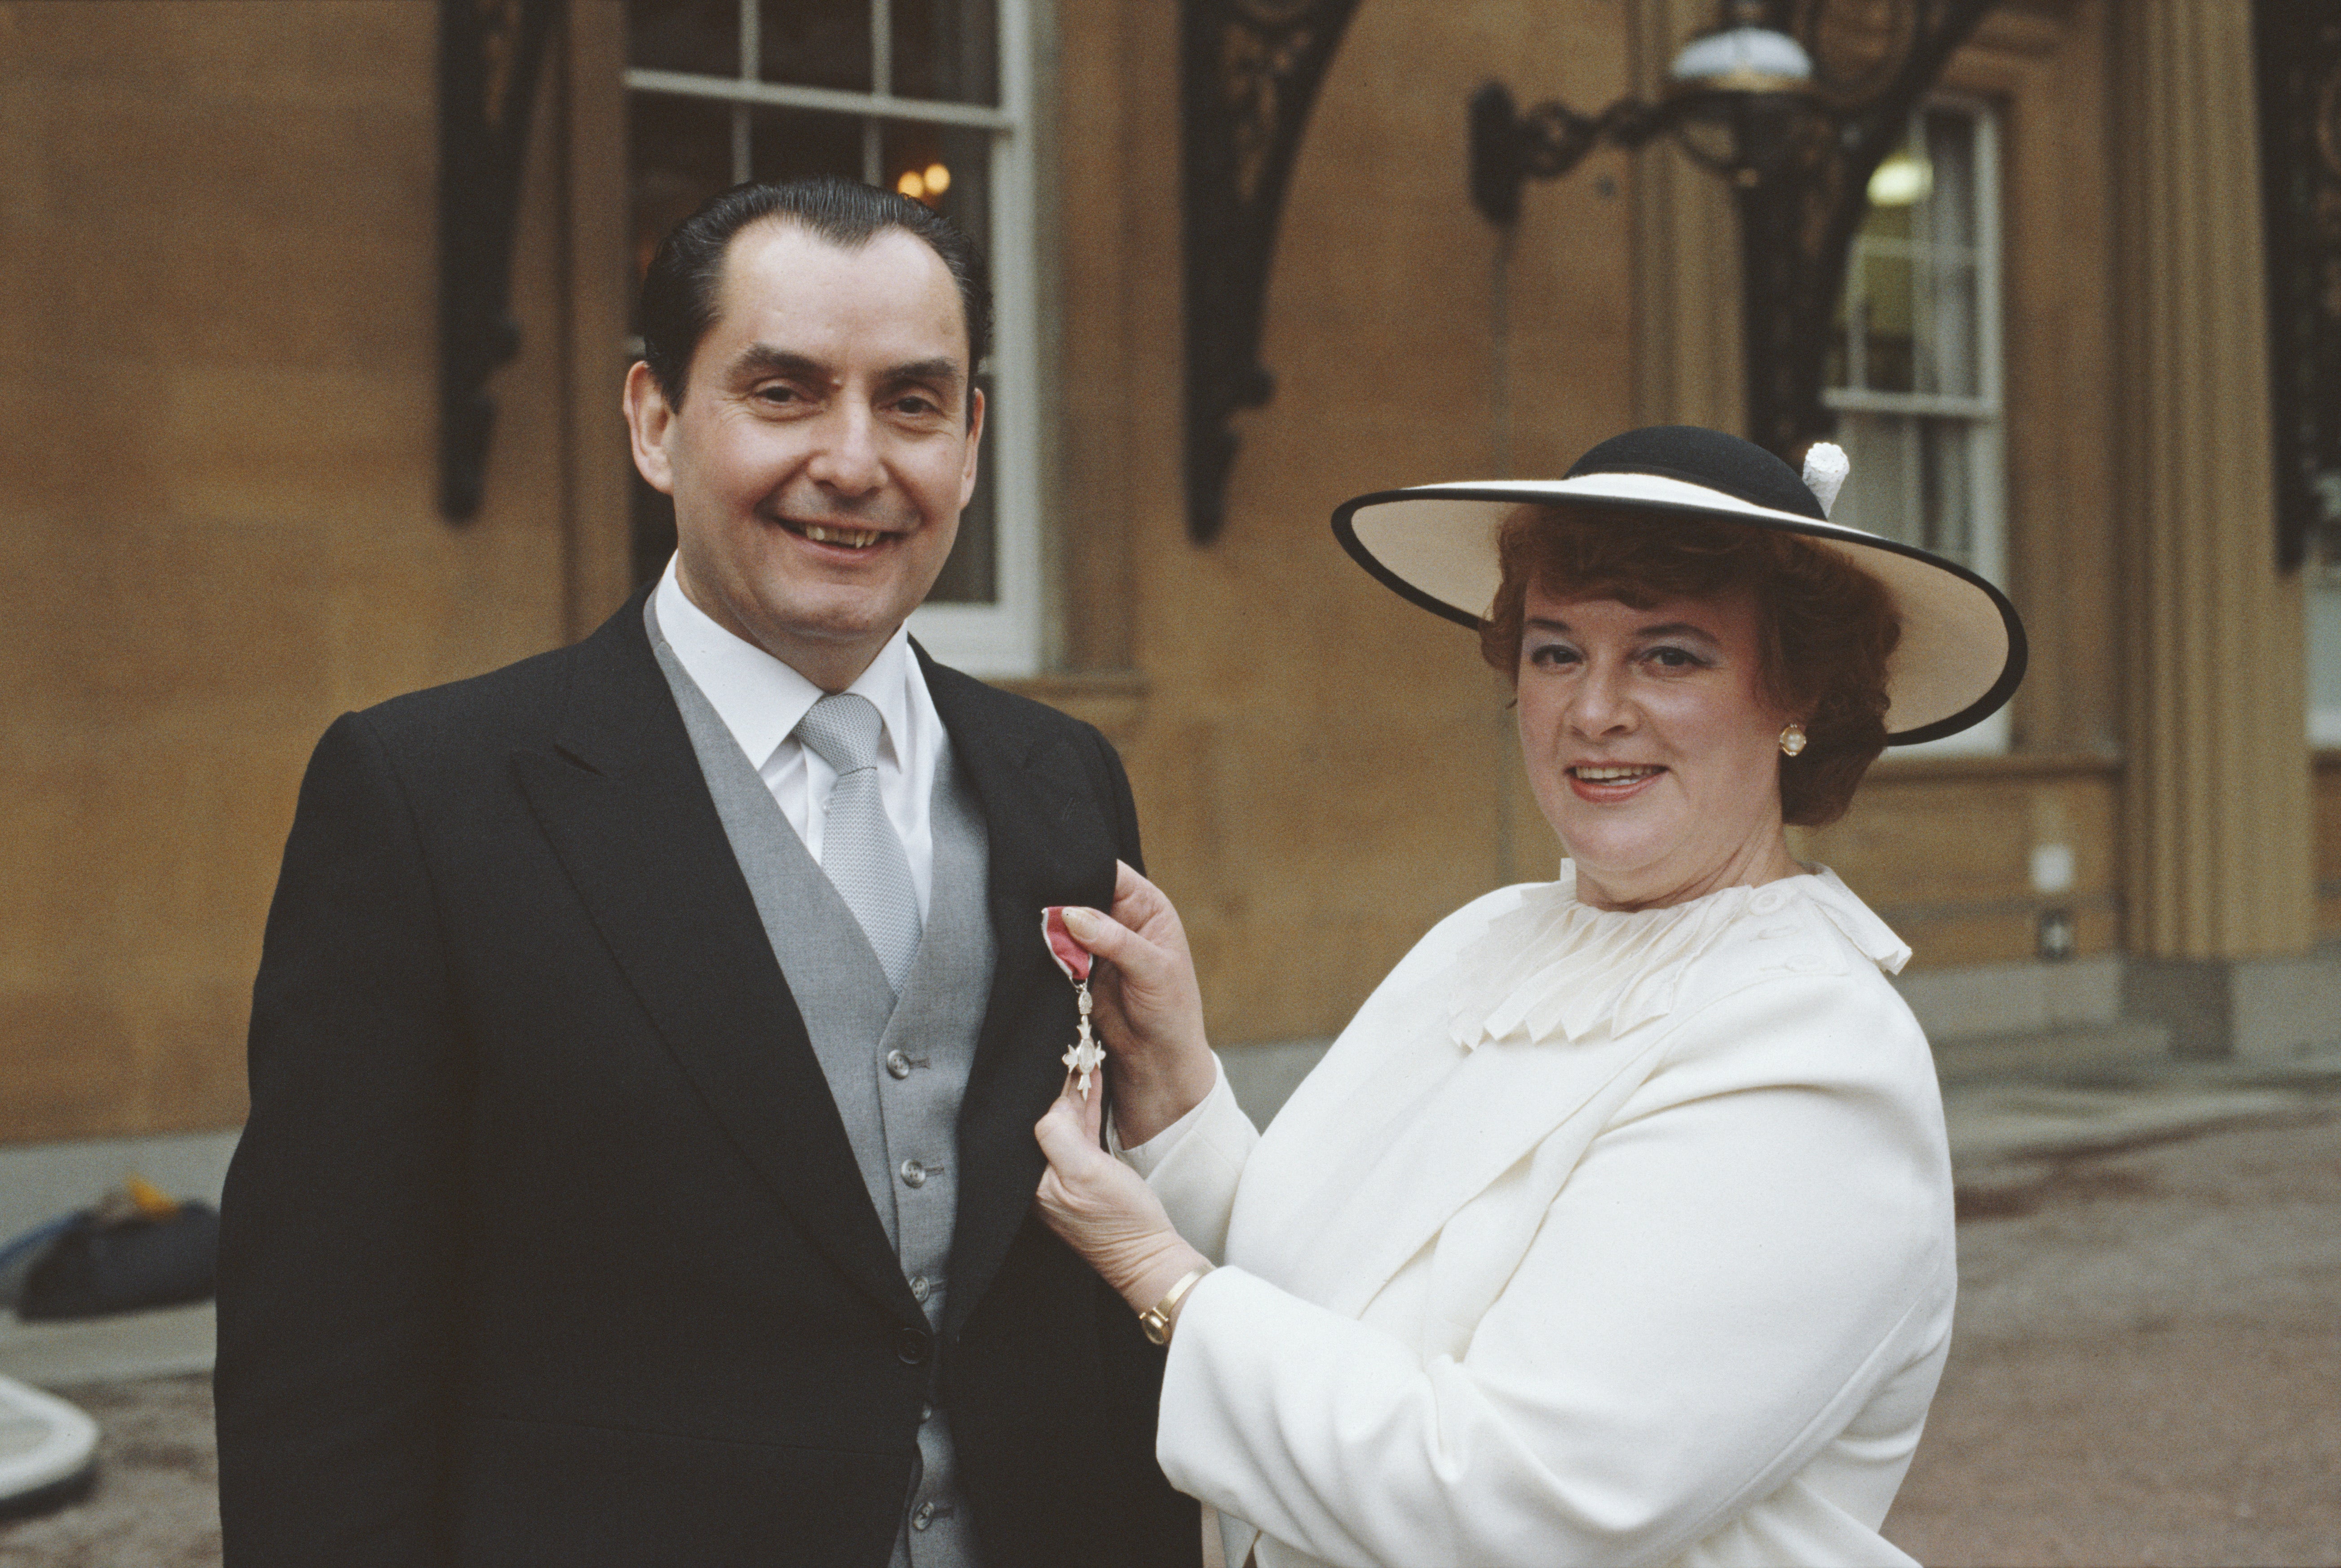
top-left (1923, 109), bottom-right (1977, 251)
top-left (631, 0), bottom-right (738, 77)
top-left (1921, 257), bottom-right (1978, 397)
top-left (1917, 418), bottom-right (1975, 560)
top-left (894, 0), bottom-right (998, 104)
top-left (1833, 413), bottom-right (1983, 567)
top-left (1857, 248), bottom-right (1916, 393)
top-left (747, 105), bottom-right (866, 184)
top-left (759, 0), bottom-right (872, 92)
top-left (881, 120), bottom-right (990, 255)
top-left (2309, 577), bottom-right (2341, 744)
top-left (1861, 197), bottom-right (1915, 247)
top-left (630, 94), bottom-right (736, 284)
top-left (1832, 412), bottom-right (1913, 545)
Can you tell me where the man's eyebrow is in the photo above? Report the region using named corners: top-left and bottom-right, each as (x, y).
top-left (880, 357), bottom-right (965, 389)
top-left (727, 344), bottom-right (829, 383)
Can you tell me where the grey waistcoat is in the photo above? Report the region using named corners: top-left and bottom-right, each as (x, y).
top-left (648, 599), bottom-right (993, 1568)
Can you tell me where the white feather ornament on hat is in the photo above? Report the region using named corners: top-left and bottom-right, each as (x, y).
top-left (1801, 442), bottom-right (1850, 517)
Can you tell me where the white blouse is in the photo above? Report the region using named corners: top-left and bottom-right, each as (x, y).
top-left (1126, 866), bottom-right (1955, 1568)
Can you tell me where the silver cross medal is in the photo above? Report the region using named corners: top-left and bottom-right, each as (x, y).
top-left (1042, 907), bottom-right (1108, 1099)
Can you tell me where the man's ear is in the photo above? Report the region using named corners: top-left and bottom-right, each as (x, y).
top-left (623, 361), bottom-right (677, 495)
top-left (958, 385), bottom-right (986, 510)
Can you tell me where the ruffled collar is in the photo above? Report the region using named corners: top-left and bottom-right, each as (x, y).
top-left (1446, 863), bottom-right (1910, 1051)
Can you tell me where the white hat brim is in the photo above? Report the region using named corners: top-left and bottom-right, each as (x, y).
top-left (1333, 471), bottom-right (2027, 744)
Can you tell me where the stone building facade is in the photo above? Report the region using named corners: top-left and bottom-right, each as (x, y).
top-left (1, 0), bottom-right (2335, 1156)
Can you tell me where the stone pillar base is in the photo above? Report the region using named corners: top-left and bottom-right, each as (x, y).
top-left (2124, 950), bottom-right (2341, 1060)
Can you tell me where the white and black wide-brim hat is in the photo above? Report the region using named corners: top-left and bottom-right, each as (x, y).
top-left (1332, 425), bottom-right (2026, 744)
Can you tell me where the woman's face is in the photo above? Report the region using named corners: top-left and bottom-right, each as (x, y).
top-left (1515, 580), bottom-right (1798, 911)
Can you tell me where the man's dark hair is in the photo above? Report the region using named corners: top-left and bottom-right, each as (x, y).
top-left (638, 176), bottom-right (992, 411)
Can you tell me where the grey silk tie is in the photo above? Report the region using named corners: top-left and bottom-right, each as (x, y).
top-left (794, 692), bottom-right (923, 994)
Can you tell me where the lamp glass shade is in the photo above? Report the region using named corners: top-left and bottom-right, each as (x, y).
top-left (1667, 25), bottom-right (1814, 92)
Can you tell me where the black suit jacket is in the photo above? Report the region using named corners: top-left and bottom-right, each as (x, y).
top-left (215, 590), bottom-right (1197, 1566)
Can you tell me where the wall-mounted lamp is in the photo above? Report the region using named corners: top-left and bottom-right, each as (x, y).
top-left (1465, 0), bottom-right (1996, 463)
top-left (1468, 1), bottom-right (1811, 227)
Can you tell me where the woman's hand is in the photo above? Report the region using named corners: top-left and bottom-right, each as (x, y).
top-left (1034, 1067), bottom-right (1210, 1316)
top-left (1058, 862), bottom-right (1216, 1145)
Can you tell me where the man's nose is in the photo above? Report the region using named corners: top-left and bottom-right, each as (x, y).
top-left (805, 404), bottom-right (883, 495)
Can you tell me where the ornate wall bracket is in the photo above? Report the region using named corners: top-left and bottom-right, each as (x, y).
top-left (1182, 0), bottom-right (1363, 543)
top-left (2253, 0), bottom-right (2341, 574)
top-left (1734, 0), bottom-right (1997, 459)
top-left (439, 0), bottom-right (564, 523)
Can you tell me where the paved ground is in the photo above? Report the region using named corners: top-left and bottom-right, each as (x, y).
top-left (3, 1097), bottom-right (2335, 1567)
top-left (0, 1375), bottom-right (216, 1567)
top-left (1886, 1106), bottom-right (2341, 1567)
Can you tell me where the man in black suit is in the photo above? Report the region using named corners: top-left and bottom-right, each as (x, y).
top-left (215, 177), bottom-right (1197, 1566)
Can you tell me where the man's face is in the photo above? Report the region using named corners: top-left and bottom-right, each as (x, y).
top-left (625, 219), bottom-right (983, 688)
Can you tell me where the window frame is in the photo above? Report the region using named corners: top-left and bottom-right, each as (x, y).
top-left (1825, 94), bottom-right (2009, 756)
top-left (2310, 556), bottom-right (2341, 747)
top-left (623, 0), bottom-right (1044, 677)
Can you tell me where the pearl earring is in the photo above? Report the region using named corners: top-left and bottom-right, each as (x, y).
top-left (1779, 722), bottom-right (1808, 757)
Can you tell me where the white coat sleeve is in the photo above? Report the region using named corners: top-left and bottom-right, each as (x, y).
top-left (1114, 1053), bottom-right (1259, 1263)
top-left (1154, 975), bottom-right (1954, 1568)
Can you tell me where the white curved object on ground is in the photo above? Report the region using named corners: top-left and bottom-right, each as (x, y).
top-left (0, 1372), bottom-right (99, 1511)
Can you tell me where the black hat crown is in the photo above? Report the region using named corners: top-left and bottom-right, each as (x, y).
top-left (1565, 425), bottom-right (1826, 522)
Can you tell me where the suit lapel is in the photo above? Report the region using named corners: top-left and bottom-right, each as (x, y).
top-left (512, 595), bottom-right (921, 1323)
top-left (919, 652), bottom-right (1121, 1336)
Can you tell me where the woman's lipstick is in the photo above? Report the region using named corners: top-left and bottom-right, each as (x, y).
top-left (1567, 763), bottom-right (1665, 803)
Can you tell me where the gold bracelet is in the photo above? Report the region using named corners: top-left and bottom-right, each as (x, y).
top-left (1138, 1264), bottom-right (1213, 1346)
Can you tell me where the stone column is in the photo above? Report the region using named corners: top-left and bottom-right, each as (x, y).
top-left (2112, 0), bottom-right (2322, 1055)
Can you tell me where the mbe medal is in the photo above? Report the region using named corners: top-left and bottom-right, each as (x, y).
top-left (1042, 907), bottom-right (1106, 1098)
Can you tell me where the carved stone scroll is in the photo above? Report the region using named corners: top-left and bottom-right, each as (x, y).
top-left (1182, 0), bottom-right (1363, 542)
top-left (439, 0), bottom-right (564, 522)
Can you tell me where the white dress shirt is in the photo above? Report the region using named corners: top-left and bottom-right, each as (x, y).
top-left (654, 555), bottom-right (944, 918)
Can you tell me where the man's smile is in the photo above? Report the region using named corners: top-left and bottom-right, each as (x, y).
top-left (776, 517), bottom-right (894, 551)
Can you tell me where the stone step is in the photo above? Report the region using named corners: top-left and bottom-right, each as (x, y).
top-left (1930, 1021), bottom-right (2172, 1087)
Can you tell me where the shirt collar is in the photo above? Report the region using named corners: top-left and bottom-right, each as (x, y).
top-left (653, 554), bottom-right (917, 771)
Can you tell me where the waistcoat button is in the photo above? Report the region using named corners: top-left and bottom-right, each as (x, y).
top-left (897, 1326), bottom-right (932, 1365)
top-left (910, 1274), bottom-right (931, 1303)
top-left (886, 1049), bottom-right (913, 1079)
top-left (900, 1159), bottom-right (928, 1188)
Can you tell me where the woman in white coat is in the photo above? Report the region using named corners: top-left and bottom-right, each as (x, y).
top-left (1034, 425), bottom-right (2026, 1568)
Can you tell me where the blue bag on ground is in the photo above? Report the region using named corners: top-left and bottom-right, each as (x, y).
top-left (15, 1199), bottom-right (218, 1321)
